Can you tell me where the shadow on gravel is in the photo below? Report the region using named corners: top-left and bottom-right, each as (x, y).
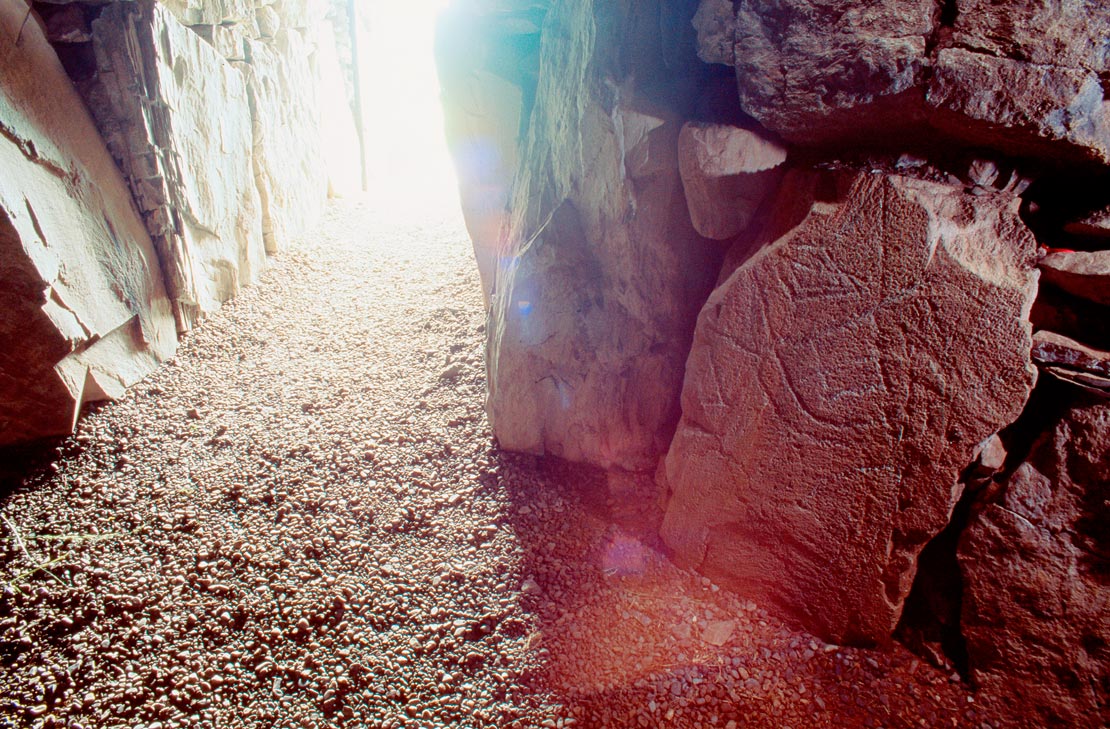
top-left (0, 438), bottom-right (68, 501)
top-left (483, 450), bottom-right (975, 728)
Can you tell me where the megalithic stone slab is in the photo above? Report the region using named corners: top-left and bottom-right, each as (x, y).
top-left (0, 3), bottom-right (177, 445)
top-left (677, 122), bottom-right (787, 241)
top-left (87, 0), bottom-right (265, 331)
top-left (660, 169), bottom-right (1038, 644)
top-left (486, 0), bottom-right (721, 471)
top-left (958, 395), bottom-right (1110, 728)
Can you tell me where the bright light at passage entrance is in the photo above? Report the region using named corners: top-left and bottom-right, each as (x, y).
top-left (360, 0), bottom-right (461, 219)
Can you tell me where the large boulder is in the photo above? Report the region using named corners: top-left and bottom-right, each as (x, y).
top-left (730, 0), bottom-right (933, 145)
top-left (677, 122), bottom-right (787, 240)
top-left (486, 0), bottom-right (721, 471)
top-left (660, 168), bottom-right (1039, 644)
top-left (699, 0), bottom-right (1110, 162)
top-left (86, 0), bottom-right (265, 331)
top-left (958, 394), bottom-right (1110, 727)
top-left (0, 4), bottom-right (177, 444)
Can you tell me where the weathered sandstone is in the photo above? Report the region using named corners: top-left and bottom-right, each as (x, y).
top-left (660, 169), bottom-right (1039, 643)
top-left (0, 4), bottom-right (177, 444)
top-left (959, 395), bottom-right (1110, 727)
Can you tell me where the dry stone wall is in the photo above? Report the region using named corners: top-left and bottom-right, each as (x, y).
top-left (88, 0), bottom-right (267, 331)
top-left (0, 0), bottom-right (359, 442)
top-left (440, 0), bottom-right (1110, 722)
top-left (0, 2), bottom-right (178, 445)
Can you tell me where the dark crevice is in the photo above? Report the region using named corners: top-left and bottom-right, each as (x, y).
top-left (939, 0), bottom-right (958, 27)
top-left (896, 376), bottom-right (1075, 677)
top-left (1032, 285), bottom-right (1110, 352)
top-left (895, 487), bottom-right (971, 678)
top-left (1020, 168), bottom-right (1110, 251)
top-left (924, 0), bottom-right (958, 56)
top-left (991, 376), bottom-right (1074, 484)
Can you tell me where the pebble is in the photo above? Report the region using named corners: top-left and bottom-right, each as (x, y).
top-left (0, 202), bottom-right (987, 729)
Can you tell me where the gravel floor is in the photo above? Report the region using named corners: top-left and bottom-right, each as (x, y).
top-left (0, 200), bottom-right (1005, 728)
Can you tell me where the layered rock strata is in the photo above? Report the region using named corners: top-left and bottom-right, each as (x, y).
top-left (0, 4), bottom-right (177, 444)
top-left (86, 0), bottom-right (266, 331)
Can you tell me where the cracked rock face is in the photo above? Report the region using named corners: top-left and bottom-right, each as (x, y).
top-left (0, 3), bottom-right (177, 444)
top-left (958, 395), bottom-right (1110, 727)
top-left (87, 0), bottom-right (266, 331)
top-left (677, 122), bottom-right (787, 241)
top-left (705, 0), bottom-right (1110, 161)
top-left (486, 0), bottom-right (721, 471)
top-left (660, 169), bottom-right (1039, 644)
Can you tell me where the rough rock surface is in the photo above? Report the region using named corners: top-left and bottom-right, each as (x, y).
top-left (706, 0), bottom-right (1110, 161)
top-left (240, 30), bottom-right (328, 253)
top-left (926, 47), bottom-right (1110, 164)
top-left (486, 0), bottom-right (720, 470)
top-left (86, 0), bottom-right (266, 330)
top-left (731, 0), bottom-right (933, 145)
top-left (691, 0), bottom-right (735, 66)
top-left (958, 395), bottom-right (1110, 727)
top-left (1064, 204), bottom-right (1110, 239)
top-left (0, 201), bottom-right (1006, 729)
top-left (677, 122), bottom-right (786, 240)
top-left (660, 169), bottom-right (1039, 644)
top-left (159, 0), bottom-right (255, 27)
top-left (1032, 330), bottom-right (1110, 397)
top-left (1033, 330), bottom-right (1110, 379)
top-left (168, 0), bottom-right (356, 235)
top-left (436, 2), bottom-right (544, 305)
top-left (1039, 249), bottom-right (1110, 307)
top-left (0, 3), bottom-right (177, 445)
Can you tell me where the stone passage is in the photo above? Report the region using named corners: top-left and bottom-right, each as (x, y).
top-left (440, 1), bottom-right (1110, 724)
top-left (0, 201), bottom-right (999, 729)
top-left (0, 0), bottom-right (359, 444)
